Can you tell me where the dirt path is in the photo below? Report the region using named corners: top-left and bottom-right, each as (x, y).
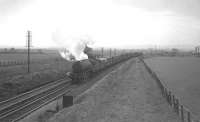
top-left (49, 58), bottom-right (181, 122)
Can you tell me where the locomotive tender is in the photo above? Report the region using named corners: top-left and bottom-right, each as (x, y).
top-left (69, 52), bottom-right (142, 84)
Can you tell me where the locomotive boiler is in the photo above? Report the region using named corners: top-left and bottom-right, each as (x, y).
top-left (70, 58), bottom-right (101, 84)
top-left (72, 59), bottom-right (93, 73)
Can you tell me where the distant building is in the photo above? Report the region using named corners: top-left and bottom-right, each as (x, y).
top-left (194, 46), bottom-right (200, 56)
top-left (171, 48), bottom-right (179, 56)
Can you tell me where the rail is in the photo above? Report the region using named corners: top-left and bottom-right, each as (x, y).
top-left (0, 78), bottom-right (71, 122)
top-left (11, 84), bottom-right (73, 122)
top-left (140, 58), bottom-right (200, 122)
top-left (0, 77), bottom-right (69, 109)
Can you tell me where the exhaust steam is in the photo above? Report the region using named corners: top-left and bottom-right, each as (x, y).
top-left (53, 32), bottom-right (94, 61)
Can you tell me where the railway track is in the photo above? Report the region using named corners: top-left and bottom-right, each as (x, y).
top-left (0, 77), bottom-right (72, 122)
top-left (0, 55), bottom-right (137, 122)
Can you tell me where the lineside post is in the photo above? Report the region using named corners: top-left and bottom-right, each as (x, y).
top-left (181, 105), bottom-right (184, 122)
top-left (110, 48), bottom-right (112, 58)
top-left (187, 111), bottom-right (191, 122)
top-left (101, 47), bottom-right (104, 58)
top-left (27, 30), bottom-right (31, 73)
top-left (169, 91), bottom-right (172, 105)
top-left (172, 95), bottom-right (175, 108)
top-left (63, 95), bottom-right (73, 108)
top-left (176, 99), bottom-right (179, 115)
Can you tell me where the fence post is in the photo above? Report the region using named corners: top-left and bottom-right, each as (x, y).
top-left (172, 95), bottom-right (175, 109)
top-left (187, 111), bottom-right (191, 122)
top-left (164, 88), bottom-right (167, 97)
top-left (167, 91), bottom-right (170, 104)
top-left (176, 99), bottom-right (179, 115)
top-left (169, 91), bottom-right (172, 106)
top-left (181, 105), bottom-right (184, 122)
top-left (160, 84), bottom-right (164, 94)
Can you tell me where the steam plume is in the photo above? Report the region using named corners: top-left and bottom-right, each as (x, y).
top-left (52, 31), bottom-right (94, 61)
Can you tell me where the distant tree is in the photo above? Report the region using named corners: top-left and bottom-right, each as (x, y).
top-left (10, 48), bottom-right (15, 52)
top-left (38, 49), bottom-right (43, 54)
top-left (171, 48), bottom-right (179, 53)
top-left (4, 48), bottom-right (7, 52)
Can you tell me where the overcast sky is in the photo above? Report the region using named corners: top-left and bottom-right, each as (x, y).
top-left (0, 0), bottom-right (200, 49)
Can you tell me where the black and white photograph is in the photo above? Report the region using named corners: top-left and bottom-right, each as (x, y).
top-left (0, 0), bottom-right (200, 122)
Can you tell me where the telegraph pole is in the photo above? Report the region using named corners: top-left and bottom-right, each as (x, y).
top-left (110, 48), bottom-right (112, 58)
top-left (101, 47), bottom-right (104, 58)
top-left (27, 30), bottom-right (31, 73)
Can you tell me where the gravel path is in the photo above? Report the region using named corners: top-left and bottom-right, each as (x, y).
top-left (49, 58), bottom-right (181, 122)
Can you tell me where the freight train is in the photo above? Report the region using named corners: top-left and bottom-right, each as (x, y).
top-left (68, 52), bottom-right (142, 84)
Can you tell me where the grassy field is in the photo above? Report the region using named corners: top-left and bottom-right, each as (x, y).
top-left (0, 50), bottom-right (73, 101)
top-left (0, 53), bottom-right (58, 61)
top-left (145, 56), bottom-right (200, 117)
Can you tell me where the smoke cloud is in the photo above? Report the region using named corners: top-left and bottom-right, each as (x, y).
top-left (52, 31), bottom-right (94, 61)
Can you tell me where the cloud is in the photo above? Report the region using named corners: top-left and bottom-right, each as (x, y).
top-left (114, 0), bottom-right (200, 18)
top-left (0, 0), bottom-right (33, 20)
top-left (0, 0), bottom-right (200, 49)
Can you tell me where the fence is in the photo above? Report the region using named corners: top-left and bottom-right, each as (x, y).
top-left (140, 58), bottom-right (200, 122)
top-left (0, 58), bottom-right (65, 67)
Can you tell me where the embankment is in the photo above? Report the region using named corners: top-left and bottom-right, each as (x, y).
top-left (49, 58), bottom-right (180, 122)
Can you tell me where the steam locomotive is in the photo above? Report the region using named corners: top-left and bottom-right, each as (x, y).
top-left (69, 52), bottom-right (142, 84)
